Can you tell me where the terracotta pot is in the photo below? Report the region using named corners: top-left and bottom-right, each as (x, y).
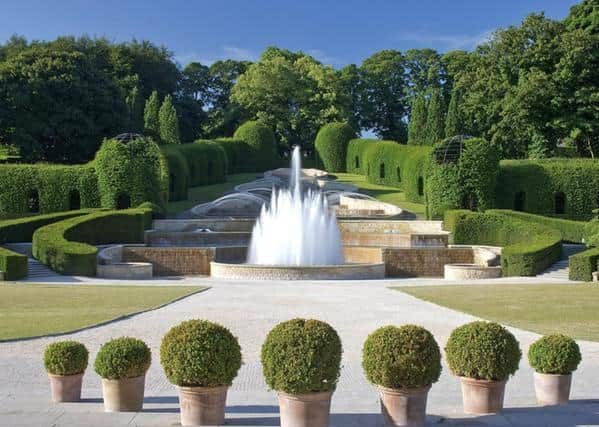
top-left (48, 372), bottom-right (84, 402)
top-left (178, 385), bottom-right (228, 426)
top-left (277, 390), bottom-right (333, 427)
top-left (534, 372), bottom-right (572, 405)
top-left (379, 385), bottom-right (431, 427)
top-left (459, 377), bottom-right (507, 414)
top-left (101, 375), bottom-right (145, 412)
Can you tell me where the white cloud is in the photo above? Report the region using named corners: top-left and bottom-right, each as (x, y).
top-left (393, 29), bottom-right (494, 50)
top-left (175, 46), bottom-right (257, 67)
top-left (306, 49), bottom-right (343, 66)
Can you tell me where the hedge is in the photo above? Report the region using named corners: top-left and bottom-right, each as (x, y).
top-left (94, 137), bottom-right (166, 210)
top-left (444, 210), bottom-right (562, 276)
top-left (346, 138), bottom-right (378, 174)
top-left (32, 208), bottom-right (151, 276)
top-left (0, 210), bottom-right (95, 244)
top-left (181, 140), bottom-right (227, 186)
top-left (233, 121), bottom-right (277, 171)
top-left (569, 247), bottom-right (599, 281)
top-left (495, 159), bottom-right (599, 220)
top-left (214, 138), bottom-right (254, 173)
top-left (0, 164), bottom-right (100, 218)
top-left (0, 247), bottom-right (27, 280)
top-left (314, 123), bottom-right (355, 172)
top-left (160, 145), bottom-right (189, 201)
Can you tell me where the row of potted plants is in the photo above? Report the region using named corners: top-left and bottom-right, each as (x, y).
top-left (43, 319), bottom-right (582, 427)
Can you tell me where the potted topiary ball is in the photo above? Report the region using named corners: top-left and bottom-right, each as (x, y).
top-left (445, 321), bottom-right (521, 414)
top-left (528, 334), bottom-right (581, 405)
top-left (160, 320), bottom-right (242, 426)
top-left (261, 318), bottom-right (342, 427)
top-left (44, 341), bottom-right (89, 402)
top-left (94, 337), bottom-right (151, 412)
top-left (362, 325), bottom-right (442, 427)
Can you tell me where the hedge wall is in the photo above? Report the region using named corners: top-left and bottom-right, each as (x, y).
top-left (0, 164), bottom-right (100, 218)
top-left (0, 247), bottom-right (27, 280)
top-left (444, 210), bottom-right (562, 276)
top-left (569, 247), bottom-right (599, 281)
top-left (215, 138), bottom-right (254, 173)
top-left (233, 121), bottom-right (277, 171)
top-left (401, 147), bottom-right (430, 204)
top-left (496, 159), bottom-right (599, 220)
top-left (32, 208), bottom-right (151, 276)
top-left (160, 145), bottom-right (189, 201)
top-left (181, 140), bottom-right (227, 186)
top-left (346, 139), bottom-right (378, 174)
top-left (0, 210), bottom-right (94, 244)
top-left (95, 137), bottom-right (166, 210)
top-left (314, 123), bottom-right (355, 172)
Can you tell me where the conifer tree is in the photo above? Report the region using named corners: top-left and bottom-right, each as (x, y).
top-left (159, 94), bottom-right (180, 144)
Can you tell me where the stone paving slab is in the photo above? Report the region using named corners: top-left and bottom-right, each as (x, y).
top-left (0, 280), bottom-right (597, 426)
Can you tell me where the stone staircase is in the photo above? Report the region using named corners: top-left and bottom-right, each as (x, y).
top-left (536, 243), bottom-right (586, 280)
top-left (2, 243), bottom-right (61, 279)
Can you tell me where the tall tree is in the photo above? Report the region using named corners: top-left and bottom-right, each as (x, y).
top-left (159, 94), bottom-right (180, 144)
top-left (338, 64), bottom-right (361, 133)
top-left (405, 49), bottom-right (445, 97)
top-left (125, 84), bottom-right (144, 132)
top-left (426, 89), bottom-right (445, 144)
top-left (407, 94), bottom-right (427, 145)
top-left (143, 90), bottom-right (160, 139)
top-left (445, 87), bottom-right (464, 138)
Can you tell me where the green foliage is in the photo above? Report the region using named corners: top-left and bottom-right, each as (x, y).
top-left (159, 94), bottom-right (181, 144)
top-left (160, 319), bottom-right (242, 387)
top-left (568, 247), bottom-right (599, 281)
top-left (444, 210), bottom-right (562, 276)
top-left (136, 201), bottom-right (165, 219)
top-left (314, 122), bottom-right (355, 172)
top-left (44, 341), bottom-right (89, 376)
top-left (0, 210), bottom-right (92, 243)
top-left (444, 88), bottom-right (464, 138)
top-left (425, 89), bottom-right (445, 145)
top-left (214, 138), bottom-right (254, 173)
top-left (445, 321), bottom-right (521, 381)
top-left (402, 148), bottom-right (430, 204)
top-left (261, 318), bottom-right (342, 394)
top-left (180, 140), bottom-right (227, 186)
top-left (0, 247), bottom-right (27, 280)
top-left (528, 334), bottom-right (581, 375)
top-left (143, 90), bottom-right (161, 139)
top-left (346, 139), bottom-right (378, 174)
top-left (94, 337), bottom-right (151, 380)
top-left (408, 94), bottom-right (427, 146)
top-left (527, 133), bottom-right (552, 159)
top-left (362, 325), bottom-right (441, 389)
top-left (32, 208), bottom-right (150, 276)
top-left (160, 145), bottom-right (189, 201)
top-left (233, 121), bottom-right (277, 170)
top-left (95, 137), bottom-right (166, 209)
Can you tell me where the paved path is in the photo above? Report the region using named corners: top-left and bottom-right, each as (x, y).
top-left (1, 279), bottom-right (598, 426)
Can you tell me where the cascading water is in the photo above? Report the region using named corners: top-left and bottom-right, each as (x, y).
top-left (247, 146), bottom-right (344, 266)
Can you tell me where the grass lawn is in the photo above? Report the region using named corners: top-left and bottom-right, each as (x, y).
top-left (0, 284), bottom-right (203, 340)
top-left (396, 284), bottom-right (599, 342)
top-left (166, 172), bottom-right (260, 217)
top-left (335, 173), bottom-right (426, 217)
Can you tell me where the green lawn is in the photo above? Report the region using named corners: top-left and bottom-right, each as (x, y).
top-left (335, 173), bottom-right (426, 217)
top-left (166, 172), bottom-right (260, 217)
top-left (0, 284), bottom-right (203, 340)
top-left (396, 284), bottom-right (599, 342)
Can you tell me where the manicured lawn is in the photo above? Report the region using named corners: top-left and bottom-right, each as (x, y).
top-left (0, 284), bottom-right (203, 340)
top-left (396, 284), bottom-right (599, 342)
top-left (335, 173), bottom-right (426, 217)
top-left (166, 172), bottom-right (260, 217)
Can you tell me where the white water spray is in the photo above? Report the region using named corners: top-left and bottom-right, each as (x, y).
top-left (247, 146), bottom-right (344, 266)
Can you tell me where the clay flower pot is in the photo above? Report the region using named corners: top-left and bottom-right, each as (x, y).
top-left (379, 385), bottom-right (430, 427)
top-left (101, 375), bottom-right (146, 412)
top-left (277, 390), bottom-right (333, 427)
top-left (534, 372), bottom-right (572, 405)
top-left (178, 385), bottom-right (228, 426)
top-left (48, 373), bottom-right (84, 402)
top-left (459, 377), bottom-right (507, 414)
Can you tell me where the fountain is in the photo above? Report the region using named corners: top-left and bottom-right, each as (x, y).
top-left (247, 146), bottom-right (344, 266)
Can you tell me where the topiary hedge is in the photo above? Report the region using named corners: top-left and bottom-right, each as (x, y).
top-left (346, 138), bottom-right (378, 174)
top-left (44, 341), bottom-right (89, 376)
top-left (0, 247), bottom-right (27, 280)
top-left (444, 210), bottom-right (562, 276)
top-left (160, 319), bottom-right (242, 387)
top-left (182, 140), bottom-right (227, 186)
top-left (314, 123), bottom-right (355, 172)
top-left (94, 137), bottom-right (167, 210)
top-left (215, 138), bottom-right (254, 173)
top-left (528, 334), bottom-right (581, 375)
top-left (160, 145), bottom-right (189, 201)
top-left (261, 318), bottom-right (342, 394)
top-left (0, 210), bottom-right (94, 244)
top-left (569, 247), bottom-right (599, 281)
top-left (362, 325), bottom-right (441, 389)
top-left (445, 321), bottom-right (521, 381)
top-left (94, 337), bottom-right (151, 380)
top-left (234, 121), bottom-right (277, 171)
top-left (32, 208), bottom-right (151, 276)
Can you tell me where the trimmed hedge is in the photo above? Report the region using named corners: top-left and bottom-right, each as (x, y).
top-left (94, 337), bottom-right (151, 380)
top-left (444, 210), bottom-right (562, 276)
top-left (32, 208), bottom-right (151, 276)
top-left (160, 145), bottom-right (189, 201)
top-left (0, 164), bottom-right (99, 218)
top-left (346, 138), bottom-right (377, 174)
top-left (234, 121), bottom-right (277, 171)
top-left (44, 341), bottom-right (89, 376)
top-left (215, 138), bottom-right (254, 173)
top-left (569, 247), bottom-right (599, 281)
top-left (314, 123), bottom-right (355, 172)
top-left (528, 334), bottom-right (581, 375)
top-left (496, 159), bottom-right (599, 220)
top-left (0, 247), bottom-right (27, 280)
top-left (182, 140), bottom-right (227, 186)
top-left (0, 210), bottom-right (93, 244)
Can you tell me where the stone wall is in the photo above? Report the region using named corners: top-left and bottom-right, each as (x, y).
top-left (122, 247), bottom-right (215, 276)
top-left (342, 232), bottom-right (448, 248)
top-left (382, 247), bottom-right (474, 277)
top-left (145, 231), bottom-right (250, 247)
top-left (337, 220), bottom-right (444, 234)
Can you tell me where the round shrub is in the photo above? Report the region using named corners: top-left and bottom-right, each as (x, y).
top-left (362, 325), bottom-right (441, 389)
top-left (44, 341), bottom-right (89, 376)
top-left (445, 321), bottom-right (521, 381)
top-left (315, 122), bottom-right (355, 172)
top-left (234, 121), bottom-right (277, 171)
top-left (94, 337), bottom-right (151, 380)
top-left (528, 334), bottom-right (581, 375)
top-left (160, 320), bottom-right (242, 387)
top-left (261, 318), bottom-right (342, 394)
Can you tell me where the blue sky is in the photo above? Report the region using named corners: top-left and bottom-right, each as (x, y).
top-left (1, 0), bottom-right (579, 67)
